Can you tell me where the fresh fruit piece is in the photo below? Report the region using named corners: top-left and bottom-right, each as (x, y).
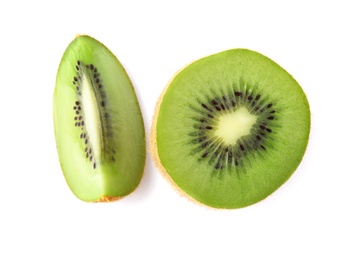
top-left (53, 35), bottom-right (145, 202)
top-left (151, 49), bottom-right (310, 209)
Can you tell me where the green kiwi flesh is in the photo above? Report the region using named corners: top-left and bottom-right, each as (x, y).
top-left (53, 35), bottom-right (145, 202)
top-left (152, 49), bottom-right (310, 209)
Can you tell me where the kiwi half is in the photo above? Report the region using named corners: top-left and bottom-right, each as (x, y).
top-left (53, 35), bottom-right (145, 202)
top-left (151, 49), bottom-right (310, 209)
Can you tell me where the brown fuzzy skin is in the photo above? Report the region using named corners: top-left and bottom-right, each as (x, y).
top-left (150, 65), bottom-right (220, 210)
top-left (94, 196), bottom-right (123, 203)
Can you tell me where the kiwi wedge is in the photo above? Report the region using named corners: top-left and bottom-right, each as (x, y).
top-left (53, 35), bottom-right (145, 202)
top-left (151, 49), bottom-right (310, 209)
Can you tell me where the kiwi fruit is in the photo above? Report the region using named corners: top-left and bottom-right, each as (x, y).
top-left (53, 35), bottom-right (145, 202)
top-left (151, 49), bottom-right (310, 209)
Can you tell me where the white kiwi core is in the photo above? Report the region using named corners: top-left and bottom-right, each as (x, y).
top-left (81, 72), bottom-right (103, 160)
top-left (215, 107), bottom-right (257, 145)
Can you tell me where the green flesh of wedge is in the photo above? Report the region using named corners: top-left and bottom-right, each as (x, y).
top-left (53, 35), bottom-right (145, 201)
top-left (154, 49), bottom-right (310, 209)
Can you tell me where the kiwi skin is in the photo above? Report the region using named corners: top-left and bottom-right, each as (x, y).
top-left (151, 69), bottom-right (220, 208)
top-left (151, 49), bottom-right (310, 209)
top-left (54, 35), bottom-right (146, 202)
top-left (151, 84), bottom-right (205, 207)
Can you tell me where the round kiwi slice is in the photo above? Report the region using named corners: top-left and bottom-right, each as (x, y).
top-left (151, 49), bottom-right (310, 209)
top-left (53, 35), bottom-right (146, 202)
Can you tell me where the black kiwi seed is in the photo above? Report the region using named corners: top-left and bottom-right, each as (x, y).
top-left (71, 60), bottom-right (117, 167)
top-left (240, 144), bottom-right (245, 151)
top-left (202, 142), bottom-right (209, 148)
top-left (188, 84), bottom-right (278, 171)
top-left (214, 162), bottom-right (221, 170)
top-left (152, 49), bottom-right (310, 209)
top-left (197, 136), bottom-right (206, 142)
top-left (201, 103), bottom-right (213, 112)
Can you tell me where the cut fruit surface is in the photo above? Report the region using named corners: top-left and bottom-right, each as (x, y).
top-left (215, 107), bottom-right (257, 145)
top-left (53, 35), bottom-right (145, 202)
top-left (151, 49), bottom-right (310, 209)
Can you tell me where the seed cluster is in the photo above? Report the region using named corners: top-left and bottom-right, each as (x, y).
top-left (72, 99), bottom-right (97, 169)
top-left (72, 60), bottom-right (116, 169)
top-left (190, 88), bottom-right (276, 171)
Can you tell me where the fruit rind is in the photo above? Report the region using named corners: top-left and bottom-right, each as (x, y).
top-left (150, 70), bottom-right (210, 208)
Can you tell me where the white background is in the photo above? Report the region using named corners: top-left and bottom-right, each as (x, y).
top-left (1, 1), bottom-right (359, 259)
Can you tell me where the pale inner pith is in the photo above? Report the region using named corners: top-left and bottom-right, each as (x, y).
top-left (215, 107), bottom-right (257, 145)
top-left (81, 72), bottom-right (103, 160)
